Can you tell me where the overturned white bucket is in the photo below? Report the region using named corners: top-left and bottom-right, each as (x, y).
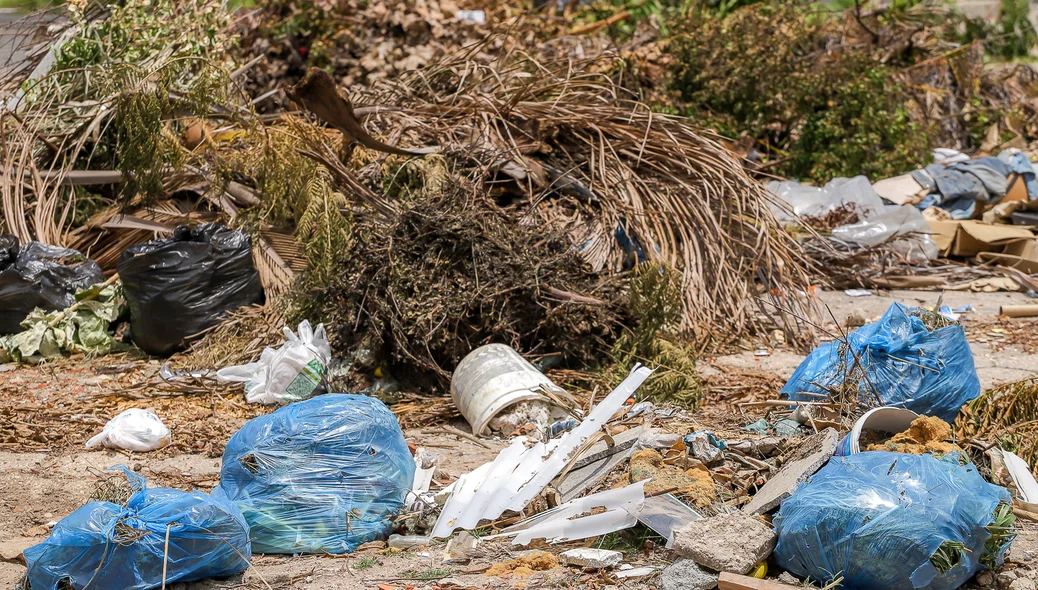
top-left (451, 344), bottom-right (577, 436)
top-left (835, 406), bottom-right (919, 455)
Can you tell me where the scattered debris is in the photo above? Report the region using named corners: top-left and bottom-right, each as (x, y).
top-left (430, 366), bottom-right (652, 539)
top-left (742, 429), bottom-right (838, 515)
top-left (630, 449), bottom-right (716, 504)
top-left (675, 513), bottom-right (777, 575)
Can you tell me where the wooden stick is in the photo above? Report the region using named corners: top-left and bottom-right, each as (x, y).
top-left (440, 425), bottom-right (491, 449)
top-left (718, 572), bottom-right (802, 590)
top-left (46, 273), bottom-right (120, 329)
top-left (1014, 507), bottom-right (1038, 522)
top-left (1000, 305), bottom-right (1038, 318)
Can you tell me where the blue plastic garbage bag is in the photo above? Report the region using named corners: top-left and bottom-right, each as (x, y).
top-left (23, 466), bottom-right (250, 590)
top-left (213, 394), bottom-right (415, 554)
top-left (780, 303), bottom-right (980, 422)
top-left (774, 452), bottom-right (1013, 590)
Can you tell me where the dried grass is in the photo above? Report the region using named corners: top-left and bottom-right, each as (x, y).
top-left (955, 377), bottom-right (1038, 478)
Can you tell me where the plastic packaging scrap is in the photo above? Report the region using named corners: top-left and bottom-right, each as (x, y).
top-left (0, 235), bottom-right (104, 335)
top-left (86, 409), bottom-right (171, 452)
top-left (118, 223), bottom-right (263, 356)
top-left (684, 431), bottom-right (727, 465)
top-left (781, 303), bottom-right (980, 423)
top-left (216, 320), bottom-right (331, 405)
top-left (831, 204), bottom-right (939, 263)
top-left (774, 451), bottom-right (1014, 590)
top-left (23, 466), bottom-right (250, 590)
top-left (767, 176), bottom-right (884, 225)
top-left (213, 394), bottom-right (415, 554)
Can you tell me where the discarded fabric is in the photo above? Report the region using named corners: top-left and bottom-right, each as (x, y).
top-left (0, 236), bottom-right (104, 335)
top-left (217, 320), bottom-right (331, 405)
top-left (781, 302), bottom-right (980, 422)
top-left (85, 408), bottom-right (171, 452)
top-left (118, 223), bottom-right (263, 355)
top-left (23, 466), bottom-right (250, 590)
top-left (213, 394), bottom-right (414, 554)
top-left (775, 451), bottom-right (1014, 590)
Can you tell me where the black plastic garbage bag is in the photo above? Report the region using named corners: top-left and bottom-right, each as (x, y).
top-left (117, 223), bottom-right (263, 355)
top-left (0, 235), bottom-right (105, 334)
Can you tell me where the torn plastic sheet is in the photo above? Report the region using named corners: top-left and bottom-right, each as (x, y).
top-left (486, 480), bottom-right (647, 545)
top-left (638, 494), bottom-right (703, 549)
top-left (429, 365), bottom-right (654, 539)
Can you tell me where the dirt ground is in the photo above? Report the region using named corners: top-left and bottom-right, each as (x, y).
top-left (1, 288), bottom-right (1036, 589)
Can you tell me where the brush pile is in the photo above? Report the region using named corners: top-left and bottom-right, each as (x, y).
top-left (0, 0), bottom-right (808, 395)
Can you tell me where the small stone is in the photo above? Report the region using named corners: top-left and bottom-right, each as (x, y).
top-left (777, 571), bottom-right (801, 585)
top-left (674, 513), bottom-right (777, 575)
top-left (998, 569), bottom-right (1020, 590)
top-left (1010, 578), bottom-right (1038, 590)
top-left (559, 548), bottom-right (623, 569)
top-left (977, 571), bottom-right (996, 587)
top-left (660, 559), bottom-right (718, 590)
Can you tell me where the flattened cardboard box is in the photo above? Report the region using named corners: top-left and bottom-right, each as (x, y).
top-left (927, 219), bottom-right (1034, 257)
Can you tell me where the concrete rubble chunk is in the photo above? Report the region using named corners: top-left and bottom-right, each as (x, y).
top-left (559, 548), bottom-right (623, 569)
top-left (660, 558), bottom-right (719, 590)
top-left (1009, 578), bottom-right (1038, 590)
top-left (742, 428), bottom-right (839, 515)
top-left (674, 512), bottom-right (777, 575)
top-left (777, 571), bottom-right (802, 586)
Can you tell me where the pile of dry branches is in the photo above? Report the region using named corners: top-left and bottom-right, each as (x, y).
top-left (319, 53), bottom-right (812, 344)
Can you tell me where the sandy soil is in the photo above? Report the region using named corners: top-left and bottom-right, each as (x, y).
top-left (1, 288), bottom-right (1036, 589)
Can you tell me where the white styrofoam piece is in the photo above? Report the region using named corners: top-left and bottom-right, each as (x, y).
top-left (1003, 449), bottom-right (1038, 503)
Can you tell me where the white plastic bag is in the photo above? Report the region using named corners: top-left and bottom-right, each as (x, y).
top-left (216, 320), bottom-right (331, 405)
top-left (86, 409), bottom-right (171, 452)
top-left (767, 176), bottom-right (884, 225)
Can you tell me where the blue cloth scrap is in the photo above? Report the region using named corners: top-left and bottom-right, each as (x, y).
top-left (999, 150), bottom-right (1038, 200)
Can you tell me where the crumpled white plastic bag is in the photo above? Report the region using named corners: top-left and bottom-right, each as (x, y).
top-left (86, 408), bottom-right (171, 452)
top-left (216, 320), bottom-right (331, 405)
